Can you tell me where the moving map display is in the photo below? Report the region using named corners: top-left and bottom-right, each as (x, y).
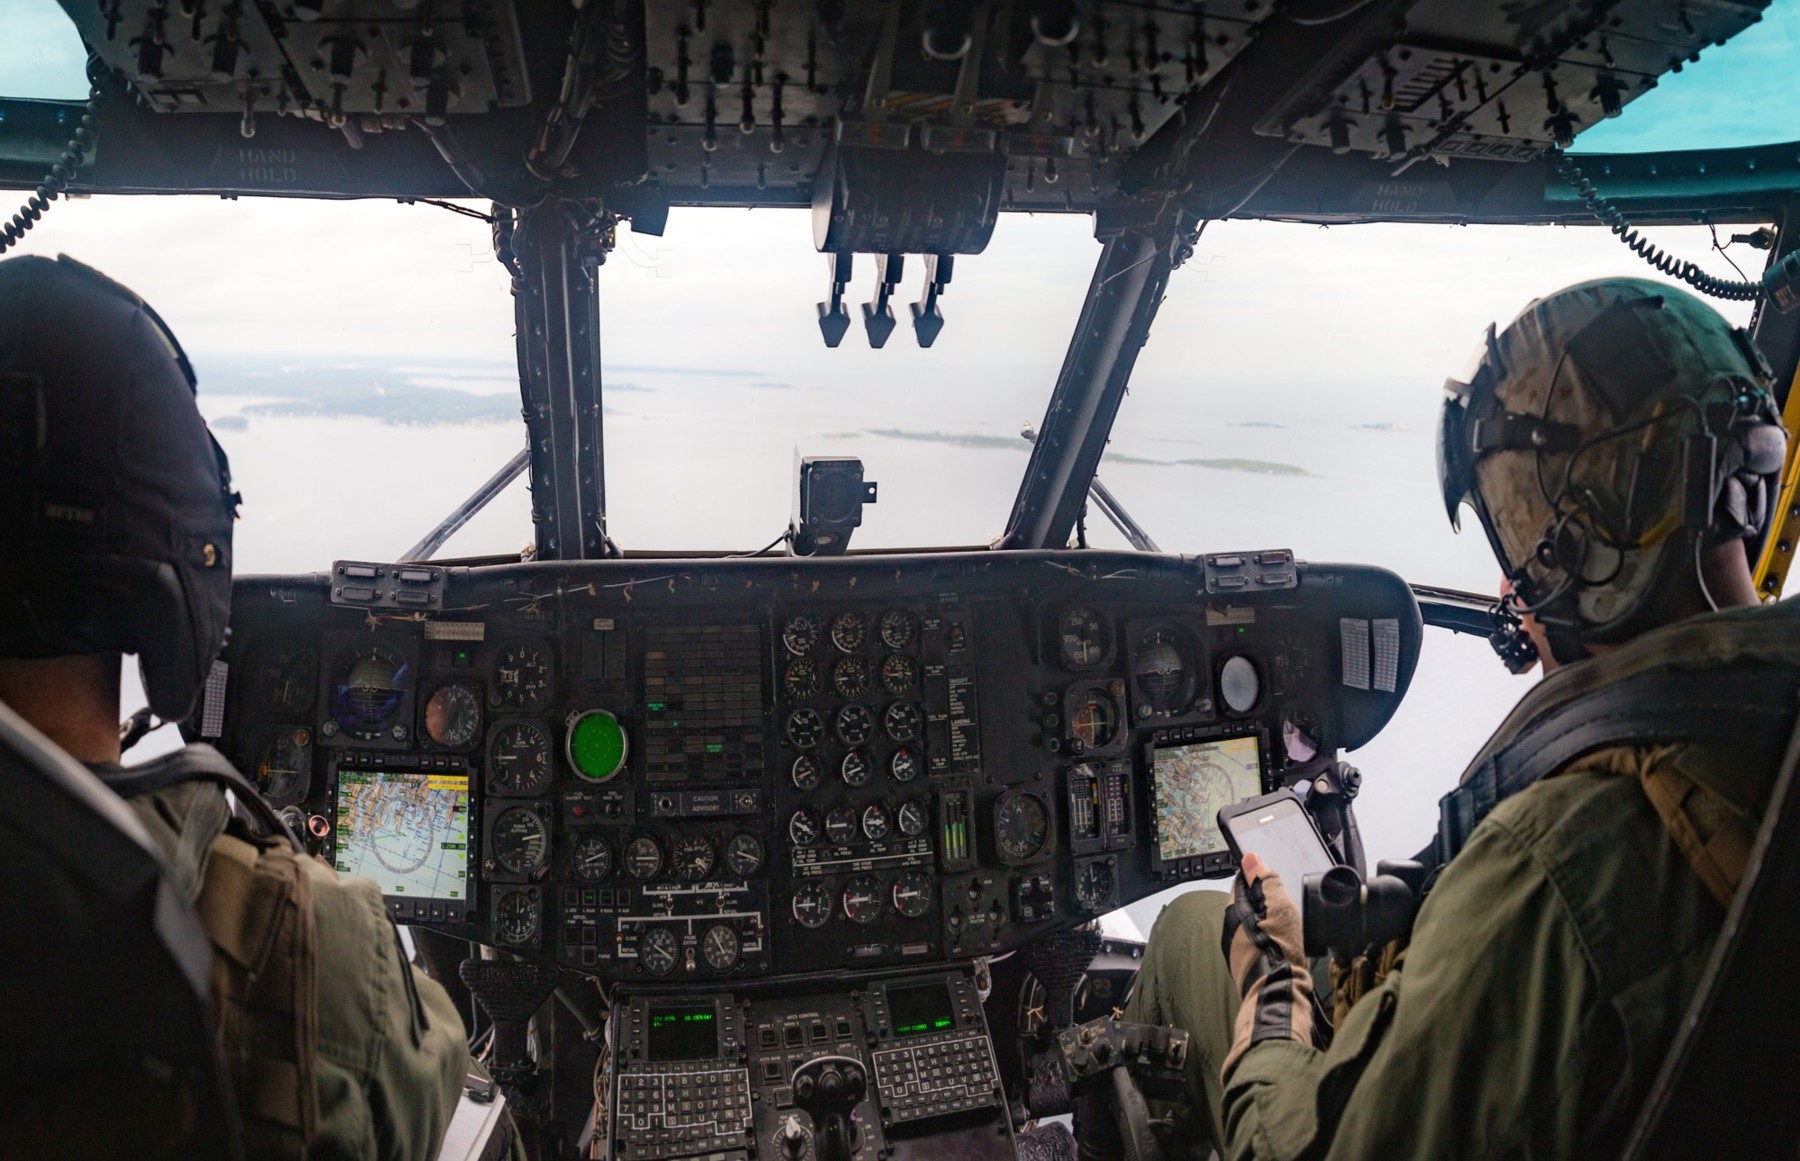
top-left (1151, 736), bottom-right (1263, 861)
top-left (334, 770), bottom-right (471, 900)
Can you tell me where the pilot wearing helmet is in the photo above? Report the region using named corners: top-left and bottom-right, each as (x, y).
top-left (0, 254), bottom-right (468, 1159)
top-left (1096, 278), bottom-right (1796, 1159)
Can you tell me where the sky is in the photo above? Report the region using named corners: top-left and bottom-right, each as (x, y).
top-left (3, 1), bottom-right (1794, 863)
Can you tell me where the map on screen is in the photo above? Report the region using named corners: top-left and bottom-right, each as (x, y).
top-left (1151, 736), bottom-right (1262, 861)
top-left (334, 770), bottom-right (470, 899)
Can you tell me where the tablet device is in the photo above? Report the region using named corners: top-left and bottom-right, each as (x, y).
top-left (1217, 789), bottom-right (1336, 929)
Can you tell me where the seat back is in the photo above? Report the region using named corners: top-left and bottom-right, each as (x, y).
top-left (1622, 691), bottom-right (1800, 1158)
top-left (0, 700), bottom-right (238, 1160)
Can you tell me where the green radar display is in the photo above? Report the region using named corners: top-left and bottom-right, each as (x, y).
top-left (566, 709), bottom-right (629, 781)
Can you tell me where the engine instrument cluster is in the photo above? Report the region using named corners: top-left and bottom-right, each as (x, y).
top-left (212, 550), bottom-right (1418, 983)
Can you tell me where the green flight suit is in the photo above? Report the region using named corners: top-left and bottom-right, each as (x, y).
top-left (123, 764), bottom-right (470, 1161)
top-left (1126, 600), bottom-right (1795, 1160)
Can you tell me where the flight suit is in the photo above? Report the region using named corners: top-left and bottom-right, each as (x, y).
top-left (115, 752), bottom-right (470, 1161)
top-left (1125, 599), bottom-right (1796, 1160)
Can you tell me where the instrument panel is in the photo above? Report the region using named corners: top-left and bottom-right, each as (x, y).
top-left (211, 550), bottom-right (1419, 984)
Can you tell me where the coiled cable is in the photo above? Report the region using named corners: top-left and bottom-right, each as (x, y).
top-left (0, 79), bottom-right (102, 256)
top-left (1551, 149), bottom-right (1763, 303)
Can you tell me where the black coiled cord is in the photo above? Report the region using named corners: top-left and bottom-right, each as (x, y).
top-left (0, 81), bottom-right (102, 256)
top-left (1551, 150), bottom-right (1763, 303)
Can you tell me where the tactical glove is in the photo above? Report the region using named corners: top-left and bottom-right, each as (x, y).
top-left (1220, 852), bottom-right (1317, 1076)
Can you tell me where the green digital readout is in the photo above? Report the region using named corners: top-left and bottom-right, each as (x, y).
top-left (887, 981), bottom-right (957, 1039)
top-left (566, 708), bottom-right (628, 781)
top-left (647, 1002), bottom-right (719, 1061)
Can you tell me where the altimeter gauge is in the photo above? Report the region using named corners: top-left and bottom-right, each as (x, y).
top-left (488, 721), bottom-right (552, 795)
top-left (492, 643), bottom-right (551, 710)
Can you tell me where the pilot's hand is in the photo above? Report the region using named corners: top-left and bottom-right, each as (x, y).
top-left (1219, 852), bottom-right (1317, 1076)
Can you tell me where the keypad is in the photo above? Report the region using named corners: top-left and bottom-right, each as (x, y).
top-left (615, 1063), bottom-right (752, 1155)
top-left (873, 1031), bottom-right (1000, 1123)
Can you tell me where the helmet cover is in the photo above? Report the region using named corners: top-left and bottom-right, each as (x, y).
top-left (1439, 277), bottom-right (1785, 648)
top-left (0, 255), bottom-right (237, 719)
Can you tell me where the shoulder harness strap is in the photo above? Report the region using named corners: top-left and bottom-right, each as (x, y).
top-left (1433, 664), bottom-right (1800, 869)
top-left (93, 744), bottom-right (303, 853)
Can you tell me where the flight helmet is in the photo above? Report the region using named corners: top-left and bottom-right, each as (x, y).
top-left (0, 255), bottom-right (239, 720)
top-left (1438, 277), bottom-right (1787, 666)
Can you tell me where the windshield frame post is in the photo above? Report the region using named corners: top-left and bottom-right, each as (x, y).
top-left (512, 200), bottom-right (617, 560)
top-left (997, 204), bottom-right (1199, 550)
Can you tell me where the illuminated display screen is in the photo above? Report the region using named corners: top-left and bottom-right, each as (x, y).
top-left (887, 982), bottom-right (956, 1039)
top-left (648, 1002), bottom-right (719, 1061)
top-left (332, 771), bottom-right (470, 901)
top-left (1151, 735), bottom-right (1263, 862)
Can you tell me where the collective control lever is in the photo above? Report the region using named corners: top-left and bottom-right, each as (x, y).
top-left (791, 1055), bottom-right (867, 1161)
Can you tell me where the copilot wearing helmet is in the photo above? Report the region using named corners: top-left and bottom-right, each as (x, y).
top-left (1097, 278), bottom-right (1798, 1161)
top-left (0, 255), bottom-right (469, 1160)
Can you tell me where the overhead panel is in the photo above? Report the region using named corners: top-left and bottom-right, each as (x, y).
top-left (1255, 0), bottom-right (1771, 164)
top-left (63, 0), bottom-right (531, 131)
top-left (641, 0), bottom-right (1269, 214)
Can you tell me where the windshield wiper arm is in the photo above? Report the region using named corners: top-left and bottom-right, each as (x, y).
top-left (1021, 425), bottom-right (1160, 552)
top-left (400, 447), bottom-right (531, 563)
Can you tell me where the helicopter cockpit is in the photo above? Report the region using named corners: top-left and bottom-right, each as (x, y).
top-left (4, 0), bottom-right (1799, 1157)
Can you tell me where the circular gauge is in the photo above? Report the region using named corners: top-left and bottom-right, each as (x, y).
top-left (673, 835), bottom-right (716, 881)
top-left (786, 707), bottom-right (825, 749)
top-left (897, 799), bottom-right (927, 837)
top-left (495, 890), bottom-right (537, 945)
top-left (880, 653), bottom-right (917, 695)
top-left (1134, 629), bottom-right (1197, 717)
top-left (493, 643), bottom-right (551, 710)
top-left (892, 870), bottom-right (931, 918)
top-left (792, 880), bottom-right (832, 928)
top-left (261, 647), bottom-right (317, 714)
top-left (1060, 608), bottom-right (1110, 670)
top-left (840, 749), bottom-right (871, 787)
top-left (571, 835), bottom-right (612, 882)
top-left (890, 747), bottom-right (921, 783)
top-left (883, 702), bottom-right (922, 742)
top-left (625, 836), bottom-right (663, 880)
top-left (791, 753), bottom-right (823, 791)
top-left (832, 657), bottom-right (871, 699)
top-left (879, 610), bottom-right (917, 650)
top-left (1075, 861), bottom-right (1116, 913)
top-left (842, 875), bottom-right (883, 924)
top-left (488, 721), bottom-right (552, 795)
top-left (836, 704), bottom-right (874, 746)
top-left (783, 613), bottom-right (821, 655)
top-left (492, 807), bottom-right (550, 875)
top-left (255, 728), bottom-right (312, 803)
top-left (639, 927), bottom-right (679, 976)
top-left (425, 683), bottom-right (482, 750)
top-left (330, 644), bottom-right (411, 740)
top-left (726, 833), bottom-right (765, 877)
top-left (994, 792), bottom-right (1050, 863)
top-left (785, 658), bottom-right (821, 700)
top-left (702, 924), bottom-right (740, 972)
top-left (566, 709), bottom-right (629, 782)
top-left (1220, 656), bottom-right (1261, 714)
top-left (788, 810), bottom-right (820, 847)
top-left (830, 611), bottom-right (867, 653)
top-left (862, 804), bottom-right (889, 841)
top-left (825, 805), bottom-right (858, 844)
top-left (1069, 690), bottom-right (1119, 750)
